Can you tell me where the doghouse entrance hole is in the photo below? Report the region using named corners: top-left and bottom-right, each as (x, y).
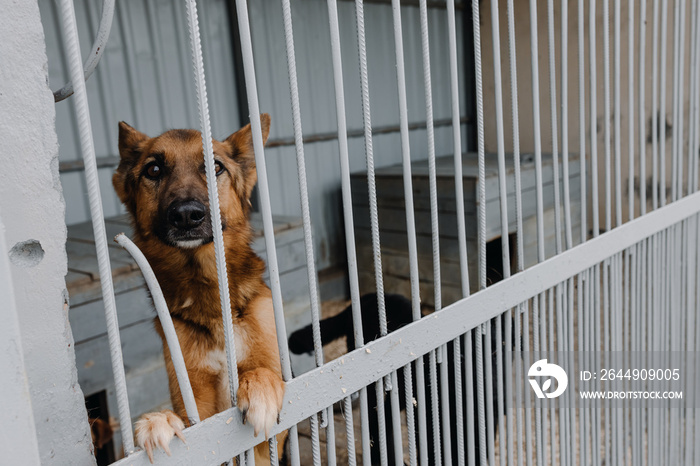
top-left (85, 391), bottom-right (115, 465)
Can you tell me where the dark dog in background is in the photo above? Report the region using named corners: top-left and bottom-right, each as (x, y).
top-left (288, 293), bottom-right (502, 465)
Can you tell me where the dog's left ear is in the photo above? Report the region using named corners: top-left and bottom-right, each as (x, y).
top-left (224, 113), bottom-right (271, 199)
top-left (113, 121), bottom-right (149, 212)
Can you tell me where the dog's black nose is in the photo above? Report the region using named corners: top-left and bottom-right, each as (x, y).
top-left (168, 200), bottom-right (207, 230)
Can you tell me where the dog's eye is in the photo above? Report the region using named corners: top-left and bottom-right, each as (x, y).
top-left (214, 161), bottom-right (225, 176)
top-left (144, 162), bottom-right (162, 180)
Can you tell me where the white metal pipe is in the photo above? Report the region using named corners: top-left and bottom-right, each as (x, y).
top-left (614, 0), bottom-right (622, 227)
top-left (628, 0), bottom-right (635, 222)
top-left (232, 0), bottom-right (301, 463)
top-left (389, 1), bottom-right (429, 464)
top-left (115, 234), bottom-right (200, 424)
top-left (185, 0), bottom-right (240, 416)
top-left (591, 0), bottom-right (600, 236)
top-left (547, 0), bottom-right (563, 254)
top-left (561, 0), bottom-right (573, 250)
top-left (604, 0), bottom-right (613, 231)
top-left (640, 0), bottom-right (648, 216)
top-left (56, 0), bottom-right (134, 453)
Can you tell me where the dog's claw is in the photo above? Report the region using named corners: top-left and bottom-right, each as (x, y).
top-left (174, 427), bottom-right (186, 444)
top-left (145, 442), bottom-right (155, 464)
top-left (241, 409), bottom-right (248, 425)
top-left (158, 437), bottom-right (172, 457)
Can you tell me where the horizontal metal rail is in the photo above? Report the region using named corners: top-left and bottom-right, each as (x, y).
top-left (111, 189), bottom-right (700, 465)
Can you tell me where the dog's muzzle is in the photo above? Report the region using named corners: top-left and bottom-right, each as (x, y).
top-left (168, 200), bottom-right (207, 230)
top-left (162, 200), bottom-right (214, 248)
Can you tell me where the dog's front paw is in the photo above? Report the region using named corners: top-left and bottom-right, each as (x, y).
top-left (135, 410), bottom-right (186, 463)
top-left (237, 368), bottom-right (285, 438)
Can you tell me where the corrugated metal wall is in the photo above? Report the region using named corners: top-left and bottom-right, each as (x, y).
top-left (41, 0), bottom-right (469, 270)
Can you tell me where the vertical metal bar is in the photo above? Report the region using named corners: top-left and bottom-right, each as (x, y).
top-left (522, 300), bottom-right (534, 466)
top-left (532, 294), bottom-right (543, 466)
top-left (529, 0), bottom-right (546, 262)
top-left (514, 302), bottom-right (526, 466)
top-left (389, 371), bottom-right (403, 465)
top-left (603, 260), bottom-right (611, 463)
top-left (464, 331), bottom-right (477, 466)
top-left (578, 271), bottom-right (587, 466)
top-left (404, 363), bottom-right (418, 466)
top-left (269, 433), bottom-right (279, 466)
top-left (660, 0), bottom-right (669, 207)
top-left (505, 1), bottom-right (527, 463)
top-left (280, 0), bottom-right (323, 375)
top-left (628, 247), bottom-right (636, 465)
top-left (484, 323), bottom-right (496, 466)
top-left (652, 0), bottom-right (661, 211)
top-left (471, 1), bottom-right (489, 464)
top-left (546, 289), bottom-right (555, 465)
top-left (547, 0), bottom-right (563, 254)
top-left (694, 5), bottom-right (700, 194)
top-left (628, 0), bottom-right (635, 221)
top-left (375, 380), bottom-right (389, 466)
top-left (677, 0), bottom-right (686, 201)
top-left (590, 0), bottom-right (601, 236)
top-left (604, 0), bottom-right (613, 232)
top-left (447, 1), bottom-right (469, 464)
top-left (671, 0), bottom-right (682, 202)
top-left (694, 215), bottom-right (700, 463)
top-left (325, 404), bottom-right (337, 466)
top-left (279, 0), bottom-right (336, 436)
top-left (334, 2), bottom-right (385, 464)
top-left (351, 3), bottom-right (384, 464)
top-left (231, 1), bottom-right (301, 464)
top-left (487, 2), bottom-right (509, 465)
top-left (388, 1), bottom-right (429, 464)
top-left (310, 414), bottom-right (322, 466)
top-left (640, 0), bottom-right (648, 216)
top-left (343, 396), bottom-right (357, 466)
top-left (613, 0), bottom-right (622, 227)
top-left (528, 0), bottom-right (547, 450)
top-left (428, 351), bottom-right (442, 466)
top-left (417, 4), bottom-right (450, 464)
top-left (561, 0), bottom-right (573, 250)
top-left (594, 264), bottom-right (602, 465)
top-left (555, 283), bottom-right (566, 466)
top-left (568, 276), bottom-right (575, 466)
top-left (56, 0), bottom-right (134, 453)
top-left (687, 0), bottom-right (699, 200)
top-left (578, 0), bottom-right (587, 244)
top-left (684, 218), bottom-right (695, 465)
top-left (187, 0), bottom-right (241, 421)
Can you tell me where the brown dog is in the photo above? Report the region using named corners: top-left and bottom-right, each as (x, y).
top-left (113, 114), bottom-right (286, 464)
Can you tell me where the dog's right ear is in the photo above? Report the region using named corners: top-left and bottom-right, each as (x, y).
top-left (113, 122), bottom-right (149, 210)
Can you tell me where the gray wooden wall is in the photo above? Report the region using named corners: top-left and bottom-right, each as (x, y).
top-left (40, 0), bottom-right (469, 271)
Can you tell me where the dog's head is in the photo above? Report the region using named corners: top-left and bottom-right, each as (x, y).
top-left (113, 114), bottom-right (270, 250)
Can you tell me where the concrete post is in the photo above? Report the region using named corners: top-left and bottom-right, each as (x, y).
top-left (0, 0), bottom-right (95, 464)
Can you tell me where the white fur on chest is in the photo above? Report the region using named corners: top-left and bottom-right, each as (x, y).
top-left (201, 326), bottom-right (248, 410)
top-left (201, 325), bottom-right (249, 371)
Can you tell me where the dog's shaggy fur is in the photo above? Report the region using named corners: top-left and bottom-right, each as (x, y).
top-left (113, 114), bottom-right (286, 464)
